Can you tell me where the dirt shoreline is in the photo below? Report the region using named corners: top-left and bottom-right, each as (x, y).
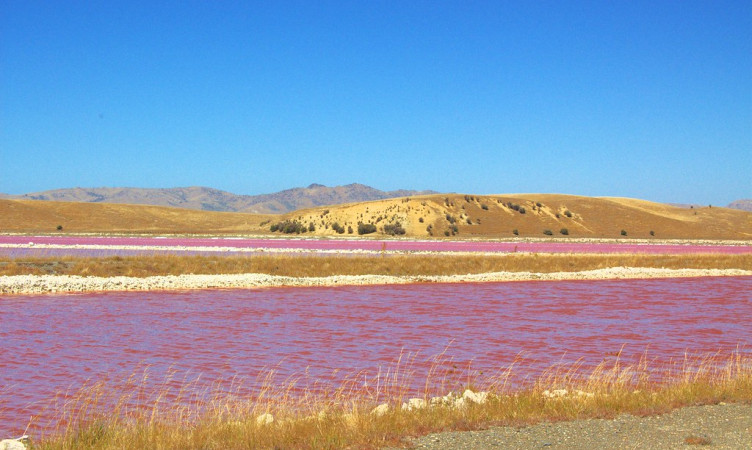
top-left (1, 267), bottom-right (750, 295)
top-left (399, 402), bottom-right (752, 449)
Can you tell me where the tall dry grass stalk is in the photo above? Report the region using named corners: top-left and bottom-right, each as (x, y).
top-left (24, 350), bottom-right (752, 449)
top-left (2, 253), bottom-right (750, 277)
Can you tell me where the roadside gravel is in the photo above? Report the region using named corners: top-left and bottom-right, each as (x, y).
top-left (400, 403), bottom-right (752, 449)
top-left (1, 268), bottom-right (751, 295)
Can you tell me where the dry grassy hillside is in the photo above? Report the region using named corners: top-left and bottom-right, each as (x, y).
top-left (2, 194), bottom-right (751, 240)
top-left (274, 194), bottom-right (752, 240)
top-left (0, 199), bottom-right (271, 234)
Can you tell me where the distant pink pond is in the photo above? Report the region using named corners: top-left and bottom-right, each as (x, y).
top-left (1, 235), bottom-right (750, 254)
top-left (1, 276), bottom-right (750, 435)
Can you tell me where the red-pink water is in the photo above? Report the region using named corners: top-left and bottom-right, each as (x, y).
top-left (1, 235), bottom-right (750, 254)
top-left (1, 277), bottom-right (751, 435)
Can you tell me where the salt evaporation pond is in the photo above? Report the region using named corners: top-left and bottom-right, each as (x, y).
top-left (1, 276), bottom-right (750, 435)
top-left (1, 234), bottom-right (750, 256)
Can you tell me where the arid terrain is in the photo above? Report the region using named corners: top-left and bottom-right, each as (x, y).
top-left (1, 193), bottom-right (751, 240)
top-left (2, 192), bottom-right (751, 449)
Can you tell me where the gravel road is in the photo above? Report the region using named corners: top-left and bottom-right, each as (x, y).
top-left (399, 403), bottom-right (751, 449)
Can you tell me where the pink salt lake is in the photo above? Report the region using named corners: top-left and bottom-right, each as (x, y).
top-left (1, 235), bottom-right (750, 255)
top-left (1, 276), bottom-right (750, 435)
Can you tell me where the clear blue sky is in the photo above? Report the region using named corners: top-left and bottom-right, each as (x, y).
top-left (1, 1), bottom-right (750, 205)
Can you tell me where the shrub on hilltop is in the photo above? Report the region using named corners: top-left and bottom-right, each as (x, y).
top-left (357, 223), bottom-right (377, 235)
top-left (383, 222), bottom-right (406, 236)
top-left (506, 202), bottom-right (526, 214)
top-left (270, 220), bottom-right (306, 234)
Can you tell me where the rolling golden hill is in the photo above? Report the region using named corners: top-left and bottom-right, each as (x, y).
top-left (0, 199), bottom-right (272, 234)
top-left (278, 194), bottom-right (752, 240)
top-left (1, 194), bottom-right (751, 240)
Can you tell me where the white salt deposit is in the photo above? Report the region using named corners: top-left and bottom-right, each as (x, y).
top-left (1, 268), bottom-right (750, 295)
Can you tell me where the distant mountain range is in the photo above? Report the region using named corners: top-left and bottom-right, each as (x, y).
top-left (727, 199), bottom-right (752, 212)
top-left (2, 184), bottom-right (438, 214)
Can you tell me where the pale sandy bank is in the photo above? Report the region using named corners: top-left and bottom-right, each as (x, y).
top-left (1, 267), bottom-right (750, 295)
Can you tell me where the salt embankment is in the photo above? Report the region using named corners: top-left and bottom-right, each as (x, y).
top-left (2, 268), bottom-right (751, 295)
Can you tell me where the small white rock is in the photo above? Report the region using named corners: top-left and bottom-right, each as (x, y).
top-left (430, 394), bottom-right (452, 406)
top-left (462, 389), bottom-right (489, 404)
top-left (401, 398), bottom-right (427, 411)
top-left (0, 438), bottom-right (27, 450)
top-left (370, 403), bottom-right (390, 416)
top-left (256, 412), bottom-right (274, 426)
top-left (542, 389), bottom-right (568, 398)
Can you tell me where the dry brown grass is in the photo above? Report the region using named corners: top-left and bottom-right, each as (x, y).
top-left (26, 351), bottom-right (752, 449)
top-left (2, 253), bottom-right (751, 277)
